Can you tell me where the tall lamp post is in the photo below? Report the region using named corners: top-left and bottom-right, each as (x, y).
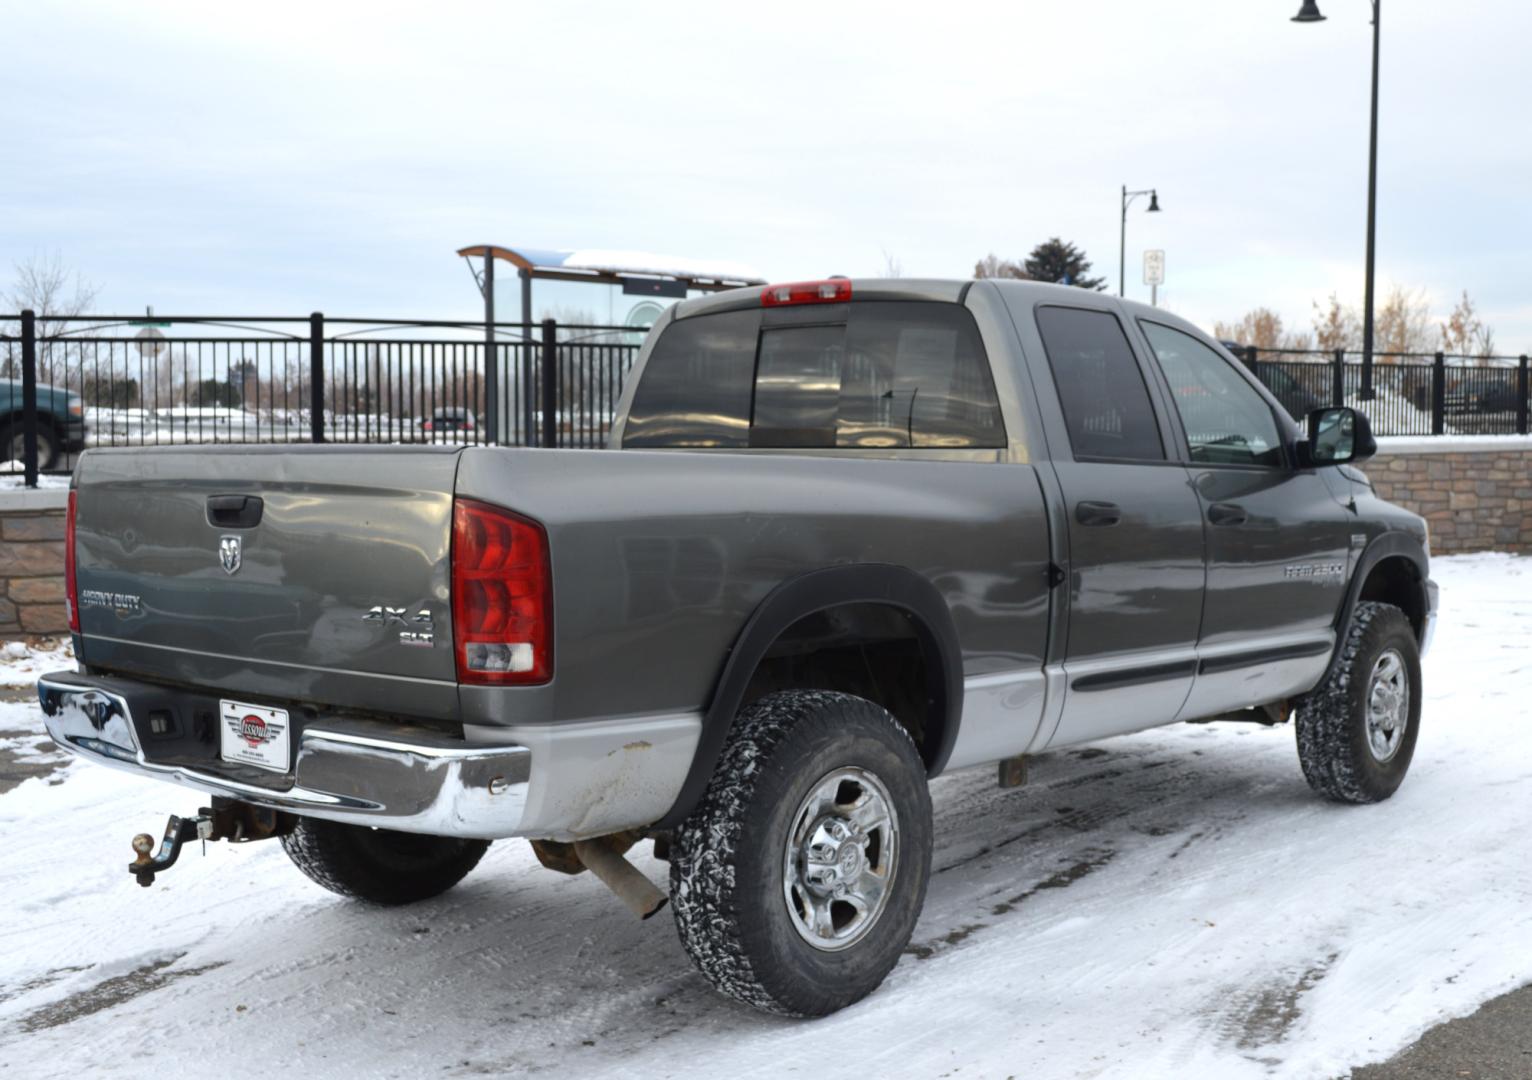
top-left (1119, 185), bottom-right (1161, 297)
top-left (1294, 0), bottom-right (1380, 401)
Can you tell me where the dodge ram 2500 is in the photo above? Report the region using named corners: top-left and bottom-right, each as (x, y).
top-left (40, 278), bottom-right (1436, 1016)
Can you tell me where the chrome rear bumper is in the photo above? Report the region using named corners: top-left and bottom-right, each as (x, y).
top-left (38, 673), bottom-right (530, 839)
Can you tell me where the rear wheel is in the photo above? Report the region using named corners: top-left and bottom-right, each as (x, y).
top-left (669, 690), bottom-right (933, 1017)
top-left (280, 817), bottom-right (490, 905)
top-left (1296, 601), bottom-right (1421, 803)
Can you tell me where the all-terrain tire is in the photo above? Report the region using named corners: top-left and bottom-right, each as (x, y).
top-left (280, 817), bottom-right (490, 905)
top-left (669, 690), bottom-right (933, 1017)
top-left (1296, 601), bottom-right (1421, 803)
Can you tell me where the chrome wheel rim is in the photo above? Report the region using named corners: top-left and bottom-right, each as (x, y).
top-left (1365, 648), bottom-right (1409, 763)
top-left (782, 766), bottom-right (899, 952)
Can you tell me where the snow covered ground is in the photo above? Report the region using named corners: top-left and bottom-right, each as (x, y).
top-left (0, 554), bottom-right (1528, 1080)
top-left (0, 468), bottom-right (70, 488)
top-left (0, 638), bottom-right (72, 687)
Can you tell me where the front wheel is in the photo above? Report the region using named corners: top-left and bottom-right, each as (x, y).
top-left (1, 423), bottom-right (60, 470)
top-left (1296, 601), bottom-right (1422, 803)
top-left (669, 690), bottom-right (933, 1017)
top-left (280, 817), bottom-right (490, 905)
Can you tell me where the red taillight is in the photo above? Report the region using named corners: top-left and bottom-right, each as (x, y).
top-left (65, 490), bottom-right (79, 633)
top-left (451, 499), bottom-right (552, 684)
top-left (761, 279), bottom-right (852, 307)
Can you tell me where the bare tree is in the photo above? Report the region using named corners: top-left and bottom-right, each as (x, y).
top-left (881, 249), bottom-right (904, 279)
top-left (1372, 285), bottom-right (1434, 359)
top-left (1438, 290), bottom-right (1497, 362)
top-left (151, 345), bottom-right (203, 409)
top-left (1314, 287), bottom-right (1467, 361)
top-left (1312, 293), bottom-right (1360, 352)
top-left (973, 253), bottom-right (1028, 280)
top-left (2, 253), bottom-right (100, 383)
top-left (1213, 308), bottom-right (1312, 352)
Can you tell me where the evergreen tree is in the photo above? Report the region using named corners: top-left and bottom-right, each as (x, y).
top-left (1023, 238), bottom-right (1106, 291)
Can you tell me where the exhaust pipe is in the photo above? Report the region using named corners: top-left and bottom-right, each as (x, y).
top-left (572, 839), bottom-right (669, 920)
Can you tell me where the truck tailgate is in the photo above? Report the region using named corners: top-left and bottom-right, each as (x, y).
top-left (72, 446), bottom-right (462, 721)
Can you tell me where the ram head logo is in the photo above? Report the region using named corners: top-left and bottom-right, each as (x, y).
top-left (219, 535), bottom-right (242, 575)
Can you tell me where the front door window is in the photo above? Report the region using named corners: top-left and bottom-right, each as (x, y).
top-left (1139, 321), bottom-right (1284, 467)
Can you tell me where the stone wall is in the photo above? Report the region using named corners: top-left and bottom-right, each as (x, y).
top-left (0, 491), bottom-right (68, 638)
top-left (1366, 437), bottom-right (1532, 555)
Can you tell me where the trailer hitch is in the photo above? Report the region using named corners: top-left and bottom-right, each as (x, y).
top-left (130, 815), bottom-right (204, 887)
top-left (129, 800), bottom-right (291, 887)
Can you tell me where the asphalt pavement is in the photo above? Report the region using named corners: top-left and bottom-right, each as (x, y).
top-left (1350, 982), bottom-right (1532, 1079)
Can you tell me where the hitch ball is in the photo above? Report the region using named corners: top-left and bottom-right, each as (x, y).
top-left (131, 833), bottom-right (157, 887)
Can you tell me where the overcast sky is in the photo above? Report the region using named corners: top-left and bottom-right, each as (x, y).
top-left (5, 1), bottom-right (1529, 350)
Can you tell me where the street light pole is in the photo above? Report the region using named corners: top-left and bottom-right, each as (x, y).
top-left (1361, 0), bottom-right (1380, 401)
top-left (1295, 0), bottom-right (1380, 401)
top-left (1119, 185), bottom-right (1160, 297)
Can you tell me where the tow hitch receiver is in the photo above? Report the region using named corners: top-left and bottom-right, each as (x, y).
top-left (129, 799), bottom-right (291, 887)
top-left (130, 816), bottom-right (203, 887)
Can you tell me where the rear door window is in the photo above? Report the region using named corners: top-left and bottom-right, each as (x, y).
top-left (1033, 306), bottom-right (1165, 462)
top-left (623, 302), bottom-right (1005, 449)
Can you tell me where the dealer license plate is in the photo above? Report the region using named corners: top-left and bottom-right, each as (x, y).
top-left (219, 699), bottom-right (292, 774)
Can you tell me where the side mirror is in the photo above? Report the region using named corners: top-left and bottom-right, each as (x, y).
top-left (1302, 406), bottom-right (1376, 467)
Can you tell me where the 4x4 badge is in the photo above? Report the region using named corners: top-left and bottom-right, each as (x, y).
top-left (219, 535), bottom-right (242, 575)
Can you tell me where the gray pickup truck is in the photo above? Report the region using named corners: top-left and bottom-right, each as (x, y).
top-left (40, 278), bottom-right (1436, 1017)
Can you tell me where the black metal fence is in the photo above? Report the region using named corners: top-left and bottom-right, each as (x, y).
top-left (0, 312), bottom-right (643, 486)
top-left (4, 312), bottom-right (1530, 489)
top-left (1238, 346), bottom-right (1532, 438)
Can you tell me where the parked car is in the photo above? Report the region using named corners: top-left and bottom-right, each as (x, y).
top-left (420, 406), bottom-right (477, 442)
top-left (0, 378), bottom-right (87, 468)
top-left (1218, 340), bottom-right (1328, 422)
top-left (1462, 380), bottom-right (1522, 415)
top-left (41, 279), bottom-right (1436, 1018)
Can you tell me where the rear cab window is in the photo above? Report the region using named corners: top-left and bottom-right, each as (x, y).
top-left (623, 302), bottom-right (1005, 450)
top-left (620, 310), bottom-right (760, 448)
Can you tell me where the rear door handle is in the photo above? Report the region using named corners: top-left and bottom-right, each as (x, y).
top-left (1208, 502), bottom-right (1248, 527)
top-left (1075, 500), bottom-right (1122, 527)
top-left (206, 494), bottom-right (264, 529)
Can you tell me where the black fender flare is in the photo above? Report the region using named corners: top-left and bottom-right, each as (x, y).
top-left (653, 562), bottom-right (963, 829)
top-left (1320, 531), bottom-right (1430, 685)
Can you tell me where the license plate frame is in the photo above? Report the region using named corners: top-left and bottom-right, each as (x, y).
top-left (218, 699), bottom-right (292, 774)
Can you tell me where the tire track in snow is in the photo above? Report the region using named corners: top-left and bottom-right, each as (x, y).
top-left (17, 953), bottom-right (228, 1033)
